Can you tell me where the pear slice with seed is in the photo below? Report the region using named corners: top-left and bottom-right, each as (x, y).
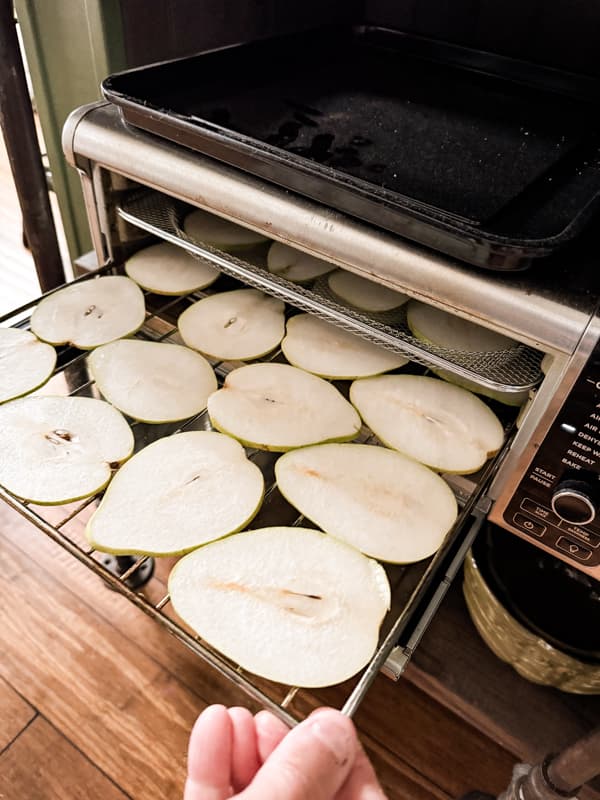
top-left (282, 314), bottom-right (408, 379)
top-left (169, 526), bottom-right (390, 687)
top-left (88, 339), bottom-right (217, 423)
top-left (207, 363), bottom-right (362, 451)
top-left (178, 289), bottom-right (285, 361)
top-left (184, 208), bottom-right (268, 252)
top-left (350, 374), bottom-right (504, 474)
top-left (86, 431), bottom-right (264, 556)
top-left (0, 328), bottom-right (56, 403)
top-left (0, 395), bottom-right (133, 504)
top-left (267, 242), bottom-right (335, 283)
top-left (125, 241), bottom-right (220, 295)
top-left (276, 443), bottom-right (457, 562)
top-left (30, 276), bottom-right (145, 349)
top-left (328, 270), bottom-right (409, 312)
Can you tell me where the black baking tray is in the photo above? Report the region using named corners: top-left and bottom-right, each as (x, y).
top-left (102, 26), bottom-right (600, 271)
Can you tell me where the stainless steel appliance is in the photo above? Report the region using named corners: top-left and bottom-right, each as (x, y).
top-left (2, 6), bottom-right (600, 729)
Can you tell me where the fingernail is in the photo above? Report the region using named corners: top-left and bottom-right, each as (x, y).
top-left (307, 712), bottom-right (355, 766)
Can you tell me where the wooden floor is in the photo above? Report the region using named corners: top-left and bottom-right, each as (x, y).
top-left (0, 501), bottom-right (520, 800)
top-left (0, 123), bottom-right (549, 799)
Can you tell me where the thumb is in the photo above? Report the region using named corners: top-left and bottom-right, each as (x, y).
top-left (240, 709), bottom-right (358, 800)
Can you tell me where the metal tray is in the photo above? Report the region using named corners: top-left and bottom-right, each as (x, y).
top-left (0, 267), bottom-right (515, 723)
top-left (103, 25), bottom-right (600, 270)
top-left (118, 189), bottom-right (544, 396)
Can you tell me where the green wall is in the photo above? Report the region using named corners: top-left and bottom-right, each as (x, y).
top-left (16, 0), bottom-right (127, 262)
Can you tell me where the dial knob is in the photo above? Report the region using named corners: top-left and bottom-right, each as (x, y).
top-left (551, 478), bottom-right (599, 525)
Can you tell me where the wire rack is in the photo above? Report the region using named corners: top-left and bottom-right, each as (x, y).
top-left (0, 265), bottom-right (516, 724)
top-left (118, 189), bottom-right (544, 394)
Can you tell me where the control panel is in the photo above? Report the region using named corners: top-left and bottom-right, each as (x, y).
top-left (498, 333), bottom-right (600, 574)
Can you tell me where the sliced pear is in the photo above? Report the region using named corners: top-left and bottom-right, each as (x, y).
top-left (169, 526), bottom-right (391, 687)
top-left (86, 431), bottom-right (264, 556)
top-left (350, 374), bottom-right (504, 474)
top-left (87, 339), bottom-right (217, 423)
top-left (282, 314), bottom-right (408, 379)
top-left (183, 208), bottom-right (268, 252)
top-left (30, 276), bottom-right (145, 349)
top-left (0, 328), bottom-right (56, 403)
top-left (124, 241), bottom-right (220, 295)
top-left (406, 300), bottom-right (528, 406)
top-left (328, 270), bottom-right (409, 312)
top-left (207, 363), bottom-right (361, 451)
top-left (0, 395), bottom-right (133, 504)
top-left (267, 242), bottom-right (335, 283)
top-left (541, 353), bottom-right (554, 375)
top-left (276, 443), bottom-right (457, 563)
top-left (178, 289), bottom-right (285, 361)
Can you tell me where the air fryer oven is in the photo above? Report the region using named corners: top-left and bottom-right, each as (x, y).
top-left (1, 0), bottom-right (599, 745)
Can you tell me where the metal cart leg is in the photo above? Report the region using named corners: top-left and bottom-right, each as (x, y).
top-left (99, 554), bottom-right (155, 590)
top-left (460, 727), bottom-right (600, 800)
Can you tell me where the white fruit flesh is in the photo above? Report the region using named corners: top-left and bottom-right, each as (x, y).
top-left (178, 289), bottom-right (285, 361)
top-left (328, 271), bottom-right (409, 312)
top-left (282, 314), bottom-right (408, 379)
top-left (276, 443), bottom-right (457, 562)
top-left (184, 208), bottom-right (268, 251)
top-left (169, 526), bottom-right (390, 687)
top-left (208, 363), bottom-right (361, 451)
top-left (350, 374), bottom-right (504, 474)
top-left (406, 300), bottom-right (528, 406)
top-left (30, 276), bottom-right (145, 349)
top-left (124, 241), bottom-right (220, 295)
top-left (0, 329), bottom-right (56, 403)
top-left (541, 353), bottom-right (553, 375)
top-left (0, 395), bottom-right (133, 504)
top-left (267, 242), bottom-right (335, 283)
top-left (407, 300), bottom-right (517, 353)
top-left (87, 339), bottom-right (217, 423)
top-left (86, 432), bottom-right (264, 555)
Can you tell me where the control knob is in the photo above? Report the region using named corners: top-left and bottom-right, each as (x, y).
top-left (551, 478), bottom-right (599, 526)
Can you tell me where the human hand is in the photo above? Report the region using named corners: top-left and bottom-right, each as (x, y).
top-left (184, 704), bottom-right (387, 799)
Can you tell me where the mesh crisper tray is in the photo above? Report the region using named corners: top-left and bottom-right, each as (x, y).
top-left (0, 266), bottom-right (505, 724)
top-left (118, 190), bottom-right (543, 395)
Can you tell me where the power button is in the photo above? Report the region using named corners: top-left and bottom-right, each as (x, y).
top-left (512, 513), bottom-right (546, 537)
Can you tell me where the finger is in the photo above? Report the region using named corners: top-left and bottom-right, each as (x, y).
top-left (240, 708), bottom-right (358, 800)
top-left (254, 710), bottom-right (289, 763)
top-left (185, 705), bottom-right (233, 800)
top-left (228, 707), bottom-right (261, 792)
top-left (336, 743), bottom-right (388, 799)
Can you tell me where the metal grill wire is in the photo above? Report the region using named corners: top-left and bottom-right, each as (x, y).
top-left (118, 189), bottom-right (544, 393)
top-left (0, 258), bottom-right (515, 724)
top-left (0, 280), bottom-right (305, 724)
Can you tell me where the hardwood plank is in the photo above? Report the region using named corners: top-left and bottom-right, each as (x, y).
top-left (0, 504), bottom-right (285, 710)
top-left (0, 504), bottom-right (455, 799)
top-left (0, 716), bottom-right (129, 800)
top-left (0, 531), bottom-right (204, 800)
top-left (295, 678), bottom-right (516, 799)
top-left (362, 736), bottom-right (449, 800)
top-left (1, 517), bottom-right (451, 800)
top-left (0, 676), bottom-right (36, 752)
